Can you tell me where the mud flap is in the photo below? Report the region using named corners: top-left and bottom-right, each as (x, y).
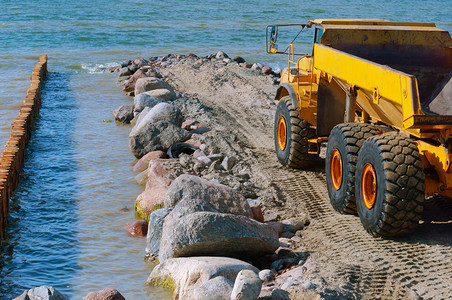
top-left (316, 77), bottom-right (346, 136)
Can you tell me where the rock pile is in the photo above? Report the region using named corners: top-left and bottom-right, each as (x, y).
top-left (110, 51), bottom-right (317, 299)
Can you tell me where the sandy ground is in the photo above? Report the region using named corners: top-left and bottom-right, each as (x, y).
top-left (156, 57), bottom-right (452, 299)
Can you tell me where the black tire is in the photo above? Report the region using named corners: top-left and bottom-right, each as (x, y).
top-left (167, 143), bottom-right (199, 158)
top-left (326, 123), bottom-right (379, 214)
top-left (356, 134), bottom-right (425, 237)
top-left (274, 96), bottom-right (317, 168)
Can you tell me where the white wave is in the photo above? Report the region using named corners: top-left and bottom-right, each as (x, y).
top-left (80, 62), bottom-right (119, 74)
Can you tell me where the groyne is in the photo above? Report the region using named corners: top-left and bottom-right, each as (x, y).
top-left (0, 55), bottom-right (47, 240)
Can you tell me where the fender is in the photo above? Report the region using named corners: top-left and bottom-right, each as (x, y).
top-left (275, 83), bottom-right (299, 111)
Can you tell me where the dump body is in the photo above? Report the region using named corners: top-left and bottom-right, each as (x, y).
top-left (272, 19), bottom-right (452, 199)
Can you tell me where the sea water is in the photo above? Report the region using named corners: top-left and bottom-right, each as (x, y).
top-left (0, 0), bottom-right (450, 298)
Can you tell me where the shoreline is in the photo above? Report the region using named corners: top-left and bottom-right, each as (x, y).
top-left (109, 51), bottom-right (338, 299)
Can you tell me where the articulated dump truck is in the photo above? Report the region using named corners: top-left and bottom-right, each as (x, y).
top-left (267, 19), bottom-right (452, 237)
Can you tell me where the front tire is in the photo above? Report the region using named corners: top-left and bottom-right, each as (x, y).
top-left (326, 123), bottom-right (379, 214)
top-left (274, 96), bottom-right (317, 168)
top-left (356, 134), bottom-right (425, 237)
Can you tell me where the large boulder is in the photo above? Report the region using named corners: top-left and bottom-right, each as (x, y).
top-left (123, 220), bottom-right (148, 237)
top-left (118, 67), bottom-right (133, 77)
top-left (133, 93), bottom-right (162, 113)
top-left (230, 269), bottom-right (262, 300)
top-left (130, 102), bottom-right (184, 137)
top-left (122, 69), bottom-right (148, 92)
top-left (131, 106), bottom-right (151, 126)
top-left (14, 286), bottom-right (68, 300)
top-left (135, 77), bottom-right (174, 96)
top-left (193, 276), bottom-right (233, 300)
top-left (165, 174), bottom-right (252, 217)
top-left (145, 207), bottom-right (172, 258)
top-left (159, 211), bottom-right (279, 261)
top-left (135, 159), bottom-right (177, 220)
top-left (83, 288), bottom-right (125, 300)
top-left (132, 150), bottom-right (168, 172)
top-left (129, 120), bottom-right (190, 158)
top-left (146, 257), bottom-right (258, 299)
top-left (112, 104), bottom-right (134, 124)
top-left (143, 89), bottom-right (176, 101)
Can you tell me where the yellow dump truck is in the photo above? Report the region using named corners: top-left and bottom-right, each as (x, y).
top-left (267, 19), bottom-right (452, 236)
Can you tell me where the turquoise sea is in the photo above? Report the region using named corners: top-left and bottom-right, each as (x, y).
top-left (0, 0), bottom-right (450, 298)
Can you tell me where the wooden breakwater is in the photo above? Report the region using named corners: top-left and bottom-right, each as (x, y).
top-left (0, 55), bottom-right (47, 240)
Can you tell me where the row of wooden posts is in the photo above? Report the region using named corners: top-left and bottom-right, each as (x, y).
top-left (0, 55), bottom-right (47, 240)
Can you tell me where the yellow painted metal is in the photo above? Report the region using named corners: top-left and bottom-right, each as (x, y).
top-left (313, 44), bottom-right (424, 135)
top-left (415, 140), bottom-right (452, 184)
top-left (308, 137), bottom-right (329, 144)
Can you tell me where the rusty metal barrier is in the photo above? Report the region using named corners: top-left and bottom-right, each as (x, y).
top-left (0, 55), bottom-right (47, 240)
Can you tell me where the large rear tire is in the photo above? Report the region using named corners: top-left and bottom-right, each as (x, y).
top-left (356, 134), bottom-right (425, 237)
top-left (326, 123), bottom-right (379, 214)
top-left (274, 96), bottom-right (317, 168)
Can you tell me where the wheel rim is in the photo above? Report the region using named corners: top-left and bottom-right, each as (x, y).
top-left (277, 116), bottom-right (287, 150)
top-left (362, 163), bottom-right (377, 209)
top-left (330, 149), bottom-right (342, 190)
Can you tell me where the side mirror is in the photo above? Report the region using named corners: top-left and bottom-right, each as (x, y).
top-left (269, 26), bottom-right (278, 53)
top-left (270, 26), bottom-right (278, 44)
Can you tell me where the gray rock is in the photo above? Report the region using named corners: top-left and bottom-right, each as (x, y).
top-left (27, 286), bottom-right (68, 300)
top-left (130, 102), bottom-right (183, 136)
top-left (159, 211), bottom-right (279, 261)
top-left (251, 63), bottom-right (262, 71)
top-left (270, 258), bottom-right (299, 271)
top-left (282, 217), bottom-right (306, 232)
top-left (83, 288), bottom-right (125, 300)
top-left (221, 156), bottom-right (238, 171)
top-left (208, 154), bottom-right (223, 161)
top-left (132, 106), bottom-right (150, 126)
top-left (196, 155), bottom-right (211, 167)
top-left (12, 290), bottom-right (28, 300)
top-left (164, 174), bottom-right (252, 217)
top-left (230, 269), bottom-right (262, 300)
top-left (145, 208), bottom-right (172, 257)
top-left (280, 276), bottom-right (303, 290)
top-left (133, 57), bottom-right (149, 67)
top-left (179, 154), bottom-right (192, 168)
top-left (262, 66), bottom-right (273, 75)
top-left (120, 60), bottom-right (131, 68)
top-left (259, 269), bottom-right (275, 282)
top-left (216, 51), bottom-right (229, 59)
top-left (232, 56), bottom-right (246, 63)
top-left (271, 289), bottom-right (291, 300)
top-left (129, 63), bottom-right (140, 73)
top-left (302, 281), bottom-right (315, 290)
top-left (112, 104), bottom-right (134, 124)
top-left (193, 276), bottom-right (233, 300)
top-left (208, 160), bottom-right (221, 172)
top-left (134, 169), bottom-right (148, 186)
top-left (129, 120), bottom-right (190, 158)
top-left (118, 67), bottom-right (133, 77)
top-left (135, 77), bottom-right (174, 96)
top-left (133, 93), bottom-right (162, 112)
top-left (193, 149), bottom-right (207, 159)
top-left (143, 89), bottom-right (176, 101)
top-left (146, 256), bottom-right (258, 299)
top-left (123, 69), bottom-right (148, 92)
